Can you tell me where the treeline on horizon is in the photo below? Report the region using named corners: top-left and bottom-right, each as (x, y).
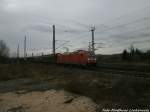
top-left (0, 40), bottom-right (9, 63)
top-left (122, 45), bottom-right (150, 62)
top-left (0, 40), bottom-right (150, 63)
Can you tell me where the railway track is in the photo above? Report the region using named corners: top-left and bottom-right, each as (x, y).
top-left (87, 65), bottom-right (150, 79)
top-left (56, 63), bottom-right (150, 78)
top-left (23, 60), bottom-right (150, 78)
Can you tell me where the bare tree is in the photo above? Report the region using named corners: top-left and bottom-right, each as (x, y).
top-left (0, 40), bottom-right (9, 58)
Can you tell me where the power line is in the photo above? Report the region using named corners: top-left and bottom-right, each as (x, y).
top-left (97, 5), bottom-right (150, 28)
top-left (95, 26), bottom-right (150, 48)
top-left (96, 16), bottom-right (150, 33)
top-left (55, 41), bottom-right (70, 50)
top-left (110, 26), bottom-right (150, 39)
top-left (95, 18), bottom-right (150, 41)
top-left (114, 39), bottom-right (150, 48)
top-left (58, 6), bottom-right (150, 34)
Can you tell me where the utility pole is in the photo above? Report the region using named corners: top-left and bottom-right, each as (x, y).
top-left (53, 25), bottom-right (55, 55)
top-left (24, 35), bottom-right (27, 60)
top-left (52, 25), bottom-right (56, 63)
top-left (17, 43), bottom-right (19, 58)
top-left (32, 52), bottom-right (34, 57)
top-left (91, 26), bottom-right (95, 55)
top-left (88, 42), bottom-right (91, 52)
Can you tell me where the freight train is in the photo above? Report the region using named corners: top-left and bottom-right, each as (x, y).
top-left (56, 50), bottom-right (97, 66)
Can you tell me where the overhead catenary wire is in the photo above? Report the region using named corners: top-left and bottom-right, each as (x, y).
top-left (96, 16), bottom-right (150, 33)
top-left (96, 5), bottom-right (150, 28)
top-left (20, 5), bottom-right (150, 56)
top-left (55, 41), bottom-right (70, 50)
top-left (94, 16), bottom-right (150, 42)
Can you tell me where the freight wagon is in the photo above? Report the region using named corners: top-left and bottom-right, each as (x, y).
top-left (56, 50), bottom-right (97, 66)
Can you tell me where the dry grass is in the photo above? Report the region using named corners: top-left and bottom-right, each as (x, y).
top-left (0, 63), bottom-right (150, 109)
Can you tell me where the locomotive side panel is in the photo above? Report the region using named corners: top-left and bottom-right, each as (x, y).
top-left (56, 50), bottom-right (97, 65)
top-left (79, 53), bottom-right (87, 65)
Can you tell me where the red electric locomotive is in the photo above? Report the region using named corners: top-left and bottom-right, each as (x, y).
top-left (56, 50), bottom-right (97, 66)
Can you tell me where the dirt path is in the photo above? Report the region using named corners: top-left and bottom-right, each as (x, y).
top-left (0, 90), bottom-right (98, 112)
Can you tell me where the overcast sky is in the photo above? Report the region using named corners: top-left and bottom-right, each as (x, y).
top-left (0, 0), bottom-right (150, 56)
